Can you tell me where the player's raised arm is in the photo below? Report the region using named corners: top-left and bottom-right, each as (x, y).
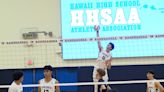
top-left (94, 25), bottom-right (102, 52)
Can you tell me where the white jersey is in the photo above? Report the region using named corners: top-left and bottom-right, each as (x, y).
top-left (97, 50), bottom-right (111, 62)
top-left (147, 79), bottom-right (160, 92)
top-left (40, 78), bottom-right (56, 92)
top-left (93, 49), bottom-right (111, 82)
top-left (93, 49), bottom-right (111, 92)
top-left (8, 81), bottom-right (23, 92)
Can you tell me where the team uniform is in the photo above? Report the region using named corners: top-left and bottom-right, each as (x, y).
top-left (39, 78), bottom-right (56, 92)
top-left (8, 81), bottom-right (23, 92)
top-left (93, 49), bottom-right (112, 92)
top-left (93, 49), bottom-right (111, 82)
top-left (147, 79), bottom-right (160, 92)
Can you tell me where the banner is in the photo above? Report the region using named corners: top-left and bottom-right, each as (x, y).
top-left (61, 0), bottom-right (164, 59)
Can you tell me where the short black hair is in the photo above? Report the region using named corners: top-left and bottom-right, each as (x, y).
top-left (108, 42), bottom-right (114, 50)
top-left (44, 65), bottom-right (52, 71)
top-left (13, 71), bottom-right (23, 81)
top-left (147, 71), bottom-right (155, 75)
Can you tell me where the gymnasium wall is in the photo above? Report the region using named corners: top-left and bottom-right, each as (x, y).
top-left (0, 0), bottom-right (60, 40)
top-left (0, 0), bottom-right (163, 69)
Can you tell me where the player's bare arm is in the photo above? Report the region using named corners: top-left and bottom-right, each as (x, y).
top-left (55, 80), bottom-right (60, 92)
top-left (155, 81), bottom-right (164, 92)
top-left (95, 25), bottom-right (102, 52)
top-left (38, 80), bottom-right (41, 92)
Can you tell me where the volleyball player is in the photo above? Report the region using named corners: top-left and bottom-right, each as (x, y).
top-left (146, 71), bottom-right (164, 92)
top-left (38, 65), bottom-right (60, 92)
top-left (93, 25), bottom-right (114, 92)
top-left (8, 71), bottom-right (24, 92)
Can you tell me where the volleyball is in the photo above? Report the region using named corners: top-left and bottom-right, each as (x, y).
top-left (94, 25), bottom-right (100, 31)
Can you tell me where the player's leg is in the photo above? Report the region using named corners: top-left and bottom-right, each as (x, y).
top-left (103, 69), bottom-right (112, 91)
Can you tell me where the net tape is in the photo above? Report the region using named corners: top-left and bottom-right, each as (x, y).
top-left (0, 34), bottom-right (164, 45)
top-left (0, 79), bottom-right (164, 88)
